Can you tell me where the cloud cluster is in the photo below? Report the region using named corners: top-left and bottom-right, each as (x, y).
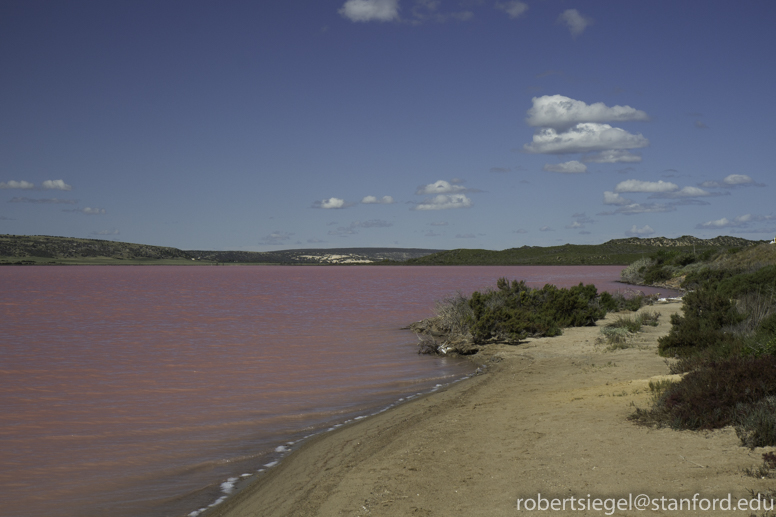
top-left (415, 179), bottom-right (476, 195)
top-left (9, 197), bottom-right (78, 204)
top-left (700, 174), bottom-right (766, 188)
top-left (414, 194), bottom-right (472, 210)
top-left (1, 179), bottom-right (72, 190)
top-left (695, 214), bottom-right (775, 231)
top-left (524, 96), bottom-right (649, 161)
top-left (526, 95), bottom-right (649, 131)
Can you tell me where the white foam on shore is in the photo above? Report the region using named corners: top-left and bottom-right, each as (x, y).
top-left (186, 370), bottom-right (478, 517)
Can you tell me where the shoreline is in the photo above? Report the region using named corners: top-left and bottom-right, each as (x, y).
top-left (202, 300), bottom-right (776, 516)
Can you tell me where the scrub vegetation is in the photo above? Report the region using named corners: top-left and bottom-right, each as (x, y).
top-left (629, 242), bottom-right (776, 448)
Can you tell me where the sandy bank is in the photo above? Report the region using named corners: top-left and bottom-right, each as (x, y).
top-left (207, 301), bottom-right (775, 516)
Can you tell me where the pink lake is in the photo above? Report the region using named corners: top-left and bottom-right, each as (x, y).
top-left (0, 265), bottom-right (677, 517)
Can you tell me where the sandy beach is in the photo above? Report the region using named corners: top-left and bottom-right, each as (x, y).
top-left (207, 301), bottom-right (775, 516)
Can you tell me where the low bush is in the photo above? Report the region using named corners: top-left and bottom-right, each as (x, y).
top-left (467, 279), bottom-right (605, 343)
top-left (736, 397), bottom-right (776, 449)
top-left (633, 356), bottom-right (776, 432)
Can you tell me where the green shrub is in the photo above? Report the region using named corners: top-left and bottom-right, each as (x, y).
top-left (635, 356), bottom-right (776, 431)
top-left (637, 310), bottom-right (661, 327)
top-left (467, 279), bottom-right (605, 343)
top-left (736, 397), bottom-right (776, 448)
top-left (657, 285), bottom-right (744, 357)
top-left (607, 315), bottom-right (642, 333)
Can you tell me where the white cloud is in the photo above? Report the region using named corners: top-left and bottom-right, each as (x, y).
top-left (539, 226), bottom-right (554, 232)
top-left (259, 231), bottom-right (294, 245)
top-left (582, 150), bottom-right (642, 163)
top-left (557, 9), bottom-right (592, 38)
top-left (313, 197), bottom-right (353, 209)
top-left (700, 174), bottom-right (765, 188)
top-left (626, 225), bottom-right (655, 237)
top-left (603, 203), bottom-right (676, 215)
top-left (489, 167), bottom-right (511, 173)
top-left (513, 228), bottom-right (528, 234)
top-left (526, 95), bottom-right (649, 131)
top-left (524, 123), bottom-right (649, 154)
top-left (695, 214), bottom-right (775, 229)
top-left (429, 221), bottom-right (448, 226)
top-left (0, 180), bottom-right (35, 189)
top-left (10, 197), bottom-right (78, 204)
top-left (455, 233), bottom-right (476, 239)
top-left (565, 221), bottom-right (584, 229)
top-left (416, 180), bottom-right (469, 195)
top-left (614, 179), bottom-right (678, 193)
top-left (63, 207), bottom-right (105, 214)
top-left (650, 186), bottom-right (723, 199)
top-left (339, 0), bottom-right (399, 22)
top-left (543, 160), bottom-right (587, 173)
top-left (495, 1), bottom-right (528, 19)
top-left (361, 195), bottom-right (395, 204)
top-left (603, 191), bottom-right (632, 206)
top-left (42, 179), bottom-right (72, 191)
top-left (92, 229), bottom-right (120, 236)
top-left (413, 194), bottom-right (472, 210)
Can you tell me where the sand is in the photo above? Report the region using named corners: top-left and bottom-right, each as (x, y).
top-left (207, 301), bottom-right (776, 516)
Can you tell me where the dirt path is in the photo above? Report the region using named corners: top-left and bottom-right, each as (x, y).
top-left (208, 302), bottom-right (775, 516)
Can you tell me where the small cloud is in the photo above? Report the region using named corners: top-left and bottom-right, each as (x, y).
top-left (425, 230), bottom-right (442, 237)
top-left (626, 225), bottom-right (655, 237)
top-left (312, 197), bottom-right (354, 209)
top-left (413, 194), bottom-right (472, 210)
top-left (543, 160), bottom-right (587, 174)
top-left (351, 219), bottom-right (392, 228)
top-left (513, 229), bottom-right (528, 234)
top-left (489, 167), bottom-right (511, 173)
top-left (429, 221), bottom-right (449, 226)
top-left (600, 203), bottom-right (676, 216)
top-left (339, 0), bottom-right (399, 22)
top-left (64, 207), bottom-right (105, 215)
top-left (91, 229), bottom-right (120, 236)
top-left (700, 174), bottom-right (766, 188)
top-left (495, 1), bottom-right (528, 19)
top-left (557, 9), bottom-right (593, 38)
top-left (603, 191), bottom-right (632, 206)
top-left (416, 180), bottom-right (479, 195)
top-left (539, 226), bottom-right (554, 232)
top-left (565, 221), bottom-right (584, 229)
top-left (42, 179), bottom-right (72, 191)
top-left (695, 214), bottom-right (775, 230)
top-left (0, 180), bottom-right (35, 189)
top-left (259, 231), bottom-right (294, 245)
top-left (694, 120), bottom-right (709, 129)
top-left (9, 197), bottom-right (78, 204)
top-left (582, 150), bottom-right (642, 164)
top-left (455, 233), bottom-right (476, 239)
top-left (614, 179), bottom-right (678, 193)
top-left (307, 238), bottom-right (327, 244)
top-left (579, 230), bottom-right (592, 235)
top-left (361, 195), bottom-right (395, 204)
top-left (649, 186), bottom-right (727, 199)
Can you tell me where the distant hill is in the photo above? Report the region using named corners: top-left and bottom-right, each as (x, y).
top-left (0, 233), bottom-right (764, 266)
top-left (0, 234), bottom-right (442, 265)
top-left (404, 236), bottom-right (763, 266)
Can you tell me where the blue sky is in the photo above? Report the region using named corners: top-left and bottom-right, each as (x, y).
top-left (1, 0), bottom-right (774, 251)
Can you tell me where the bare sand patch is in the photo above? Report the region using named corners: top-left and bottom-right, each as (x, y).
top-left (208, 301), bottom-right (775, 516)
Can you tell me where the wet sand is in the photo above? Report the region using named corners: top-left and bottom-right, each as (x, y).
top-left (207, 301), bottom-right (775, 516)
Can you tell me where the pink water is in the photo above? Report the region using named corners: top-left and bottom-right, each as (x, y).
top-left (0, 265), bottom-right (676, 517)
